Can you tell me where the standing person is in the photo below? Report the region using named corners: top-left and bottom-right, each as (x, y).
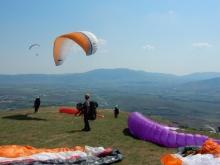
top-left (114, 106), bottom-right (119, 118)
top-left (82, 94), bottom-right (91, 131)
top-left (33, 97), bottom-right (41, 113)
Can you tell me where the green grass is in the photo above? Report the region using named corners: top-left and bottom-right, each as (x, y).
top-left (0, 107), bottom-right (220, 165)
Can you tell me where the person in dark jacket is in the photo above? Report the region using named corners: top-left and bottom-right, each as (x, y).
top-left (33, 97), bottom-right (41, 113)
top-left (114, 106), bottom-right (119, 118)
top-left (81, 94), bottom-right (91, 131)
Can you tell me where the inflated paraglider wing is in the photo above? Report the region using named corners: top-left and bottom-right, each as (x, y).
top-left (53, 31), bottom-right (98, 66)
top-left (29, 44), bottom-right (40, 50)
top-left (127, 112), bottom-right (220, 148)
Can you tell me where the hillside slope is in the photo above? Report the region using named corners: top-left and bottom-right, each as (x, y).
top-left (1, 107), bottom-right (220, 164)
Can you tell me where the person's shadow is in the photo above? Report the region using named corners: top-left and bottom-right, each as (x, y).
top-left (66, 129), bottom-right (86, 133)
top-left (123, 128), bottom-right (168, 148)
top-left (123, 128), bottom-right (141, 140)
top-left (2, 113), bottom-right (47, 121)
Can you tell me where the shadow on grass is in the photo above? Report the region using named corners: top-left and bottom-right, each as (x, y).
top-left (66, 129), bottom-right (87, 133)
top-left (123, 128), bottom-right (170, 148)
top-left (2, 113), bottom-right (47, 121)
top-left (123, 128), bottom-right (141, 140)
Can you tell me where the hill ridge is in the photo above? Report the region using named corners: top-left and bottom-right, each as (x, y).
top-left (1, 68), bottom-right (220, 84)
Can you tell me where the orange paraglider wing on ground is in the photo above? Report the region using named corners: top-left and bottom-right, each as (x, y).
top-left (59, 107), bottom-right (79, 114)
top-left (160, 154), bottom-right (182, 165)
top-left (0, 145), bottom-right (84, 158)
top-left (0, 145), bottom-right (123, 164)
top-left (199, 138), bottom-right (220, 156)
top-left (59, 107), bottom-right (104, 118)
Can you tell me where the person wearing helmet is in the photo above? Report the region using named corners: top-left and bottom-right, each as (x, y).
top-left (82, 94), bottom-right (91, 131)
top-left (33, 97), bottom-right (41, 113)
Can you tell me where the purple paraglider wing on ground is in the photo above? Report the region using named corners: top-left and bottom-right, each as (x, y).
top-left (127, 112), bottom-right (220, 148)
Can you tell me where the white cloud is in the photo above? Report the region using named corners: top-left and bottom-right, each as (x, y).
top-left (98, 39), bottom-right (107, 47)
top-left (191, 43), bottom-right (212, 49)
top-left (168, 10), bottom-right (174, 14)
top-left (97, 39), bottom-right (107, 53)
top-left (143, 45), bottom-right (154, 51)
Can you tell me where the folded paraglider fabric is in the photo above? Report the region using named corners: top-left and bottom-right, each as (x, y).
top-left (0, 145), bottom-right (123, 165)
top-left (160, 138), bottom-right (220, 165)
top-left (199, 138), bottom-right (220, 157)
top-left (173, 153), bottom-right (220, 165)
top-left (160, 154), bottom-right (182, 165)
top-left (176, 145), bottom-right (201, 157)
top-left (0, 145), bottom-right (84, 158)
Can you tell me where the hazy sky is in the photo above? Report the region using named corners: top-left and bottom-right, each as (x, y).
top-left (1, 1), bottom-right (220, 76)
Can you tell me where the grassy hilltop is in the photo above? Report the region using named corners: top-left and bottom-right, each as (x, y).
top-left (0, 107), bottom-right (220, 165)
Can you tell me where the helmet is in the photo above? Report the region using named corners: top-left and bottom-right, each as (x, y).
top-left (85, 94), bottom-right (90, 99)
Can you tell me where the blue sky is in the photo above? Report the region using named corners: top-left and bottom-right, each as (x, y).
top-left (1, 1), bottom-right (220, 76)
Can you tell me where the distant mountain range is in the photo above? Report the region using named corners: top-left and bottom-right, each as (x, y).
top-left (0, 68), bottom-right (220, 85)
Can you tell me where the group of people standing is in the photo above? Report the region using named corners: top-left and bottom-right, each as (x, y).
top-left (32, 94), bottom-right (120, 133)
top-left (32, 94), bottom-right (92, 132)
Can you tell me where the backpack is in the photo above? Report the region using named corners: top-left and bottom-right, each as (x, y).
top-left (85, 101), bottom-right (98, 120)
